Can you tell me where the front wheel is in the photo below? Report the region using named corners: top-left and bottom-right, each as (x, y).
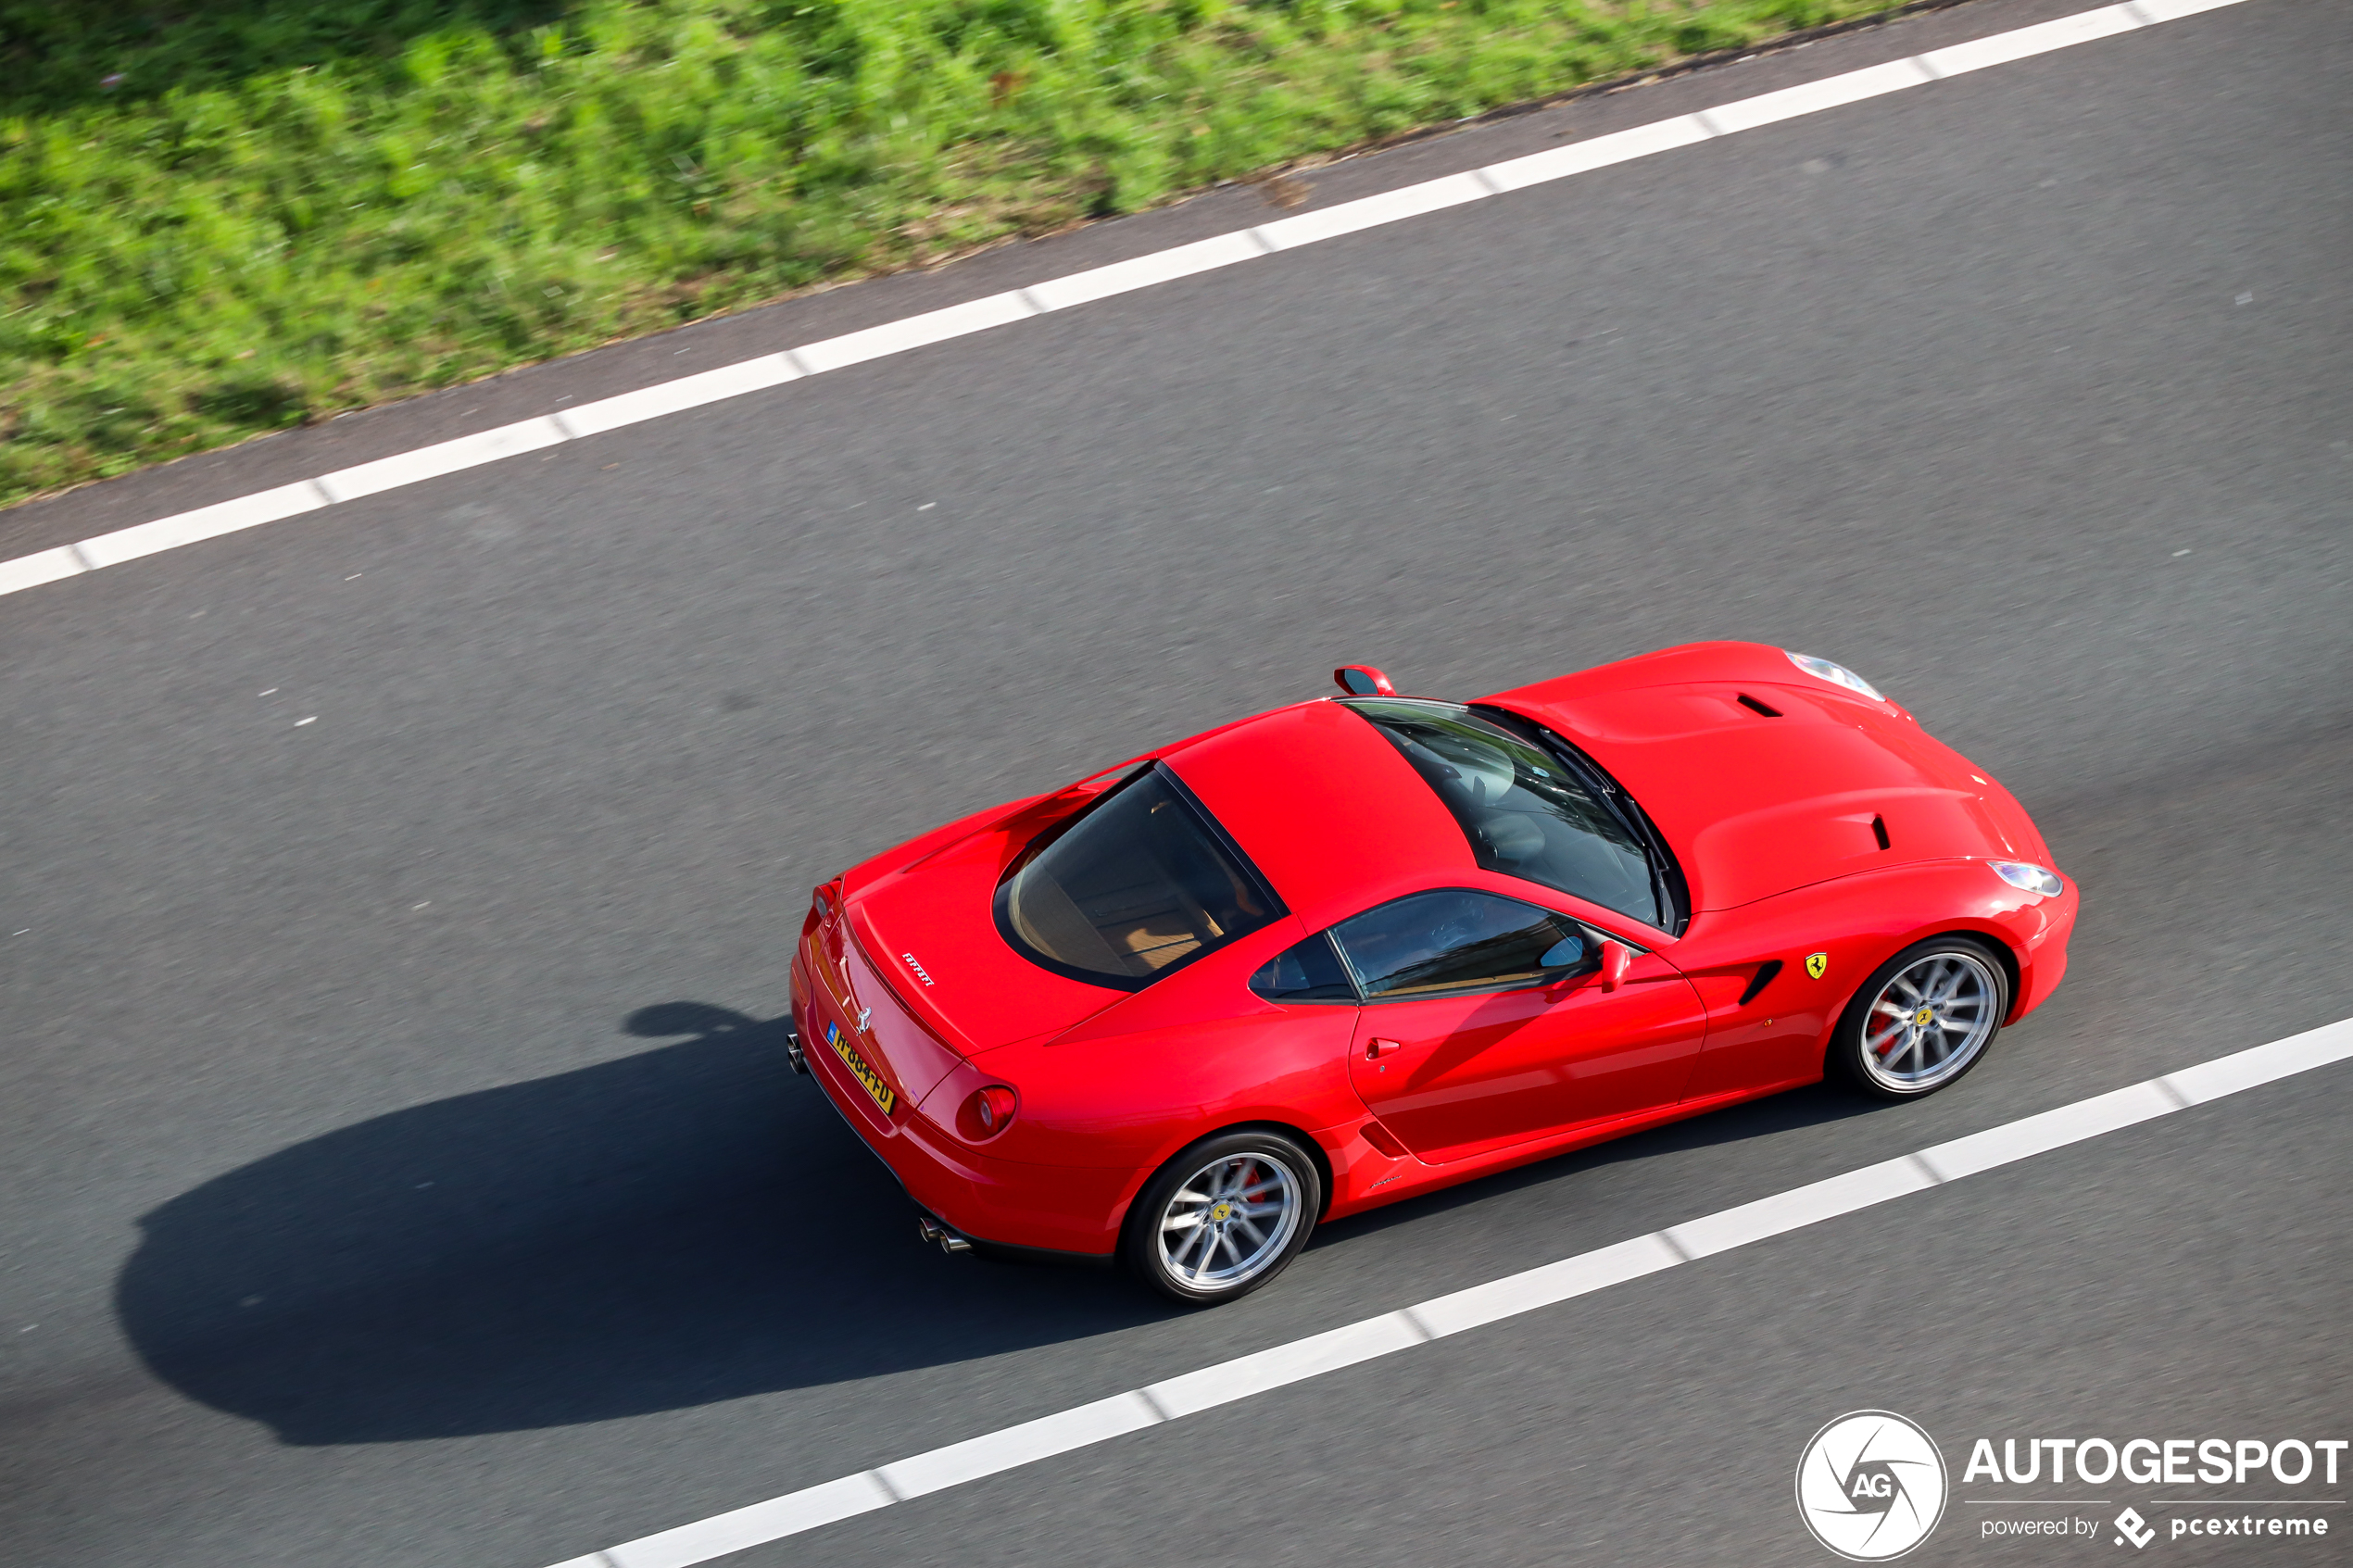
top-left (1122, 1130), bottom-right (1321, 1306)
top-left (1831, 937), bottom-right (2010, 1100)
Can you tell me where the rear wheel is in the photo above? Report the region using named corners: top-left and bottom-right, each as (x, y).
top-left (1122, 1130), bottom-right (1320, 1306)
top-left (1831, 937), bottom-right (2009, 1100)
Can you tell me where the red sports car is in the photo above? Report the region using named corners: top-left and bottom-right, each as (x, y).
top-left (788, 643), bottom-right (2076, 1304)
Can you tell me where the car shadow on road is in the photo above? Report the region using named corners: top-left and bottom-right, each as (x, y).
top-left (117, 1002), bottom-right (1893, 1447)
top-left (114, 1001), bottom-right (1167, 1446)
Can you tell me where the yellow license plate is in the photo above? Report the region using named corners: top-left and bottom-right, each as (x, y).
top-left (825, 1020), bottom-right (897, 1115)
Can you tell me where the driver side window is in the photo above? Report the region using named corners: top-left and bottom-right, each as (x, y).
top-left (1332, 889), bottom-right (1592, 999)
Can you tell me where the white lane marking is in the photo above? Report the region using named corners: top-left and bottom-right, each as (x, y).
top-left (792, 291), bottom-right (1039, 375)
top-left (1142, 1310), bottom-right (1432, 1421)
top-left (0, 545), bottom-right (86, 595)
top-left (876, 1391), bottom-right (1162, 1500)
top-left (556, 354), bottom-right (803, 438)
top-left (75, 481), bottom-right (329, 571)
top-left (0, 0), bottom-right (2256, 601)
top-left (598, 1474), bottom-right (895, 1568)
top-left (1252, 170), bottom-right (1493, 252)
top-left (315, 417), bottom-right (569, 504)
top-left (1919, 5), bottom-right (2142, 75)
top-left (2133, 0), bottom-right (2254, 19)
top-left (1912, 1078), bottom-right (2178, 1181)
top-left (1694, 57), bottom-right (1936, 134)
top-left (1408, 1232), bottom-right (1683, 1338)
top-left (1478, 114), bottom-right (1717, 193)
top-left (540, 1014), bottom-right (2352, 1568)
top-left (1661, 1152), bottom-right (1934, 1259)
top-left (1022, 231), bottom-right (1270, 312)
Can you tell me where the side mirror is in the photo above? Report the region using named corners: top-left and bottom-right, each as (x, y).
top-left (1537, 935), bottom-right (1586, 970)
top-left (1540, 935), bottom-right (1591, 997)
top-left (1333, 665), bottom-right (1397, 696)
top-left (1599, 939), bottom-right (1632, 992)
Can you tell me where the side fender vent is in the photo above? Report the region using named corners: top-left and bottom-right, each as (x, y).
top-left (1871, 813), bottom-right (1892, 850)
top-left (1737, 960), bottom-right (1784, 1008)
top-left (1735, 693), bottom-right (1782, 717)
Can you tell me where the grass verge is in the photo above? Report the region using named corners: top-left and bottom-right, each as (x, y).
top-left (2, 0), bottom-right (1910, 509)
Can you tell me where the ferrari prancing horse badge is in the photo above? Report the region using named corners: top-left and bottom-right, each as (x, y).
top-left (1805, 952), bottom-right (1829, 980)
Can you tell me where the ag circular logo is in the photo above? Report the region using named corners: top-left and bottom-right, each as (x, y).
top-left (1795, 1410), bottom-right (1947, 1561)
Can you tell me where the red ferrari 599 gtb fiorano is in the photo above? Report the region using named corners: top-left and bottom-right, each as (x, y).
top-left (788, 642), bottom-right (2076, 1304)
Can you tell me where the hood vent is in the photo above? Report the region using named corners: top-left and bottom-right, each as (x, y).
top-left (1871, 813), bottom-right (1892, 850)
top-left (1735, 693), bottom-right (1782, 717)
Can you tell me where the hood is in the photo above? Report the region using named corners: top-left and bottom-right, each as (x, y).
top-left (1483, 646), bottom-right (2045, 911)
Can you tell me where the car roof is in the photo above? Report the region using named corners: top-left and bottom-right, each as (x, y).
top-left (1161, 699), bottom-right (1473, 930)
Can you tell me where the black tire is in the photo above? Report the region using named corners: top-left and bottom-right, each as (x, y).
top-left (1830, 935), bottom-right (2012, 1101)
top-left (1121, 1129), bottom-right (1322, 1306)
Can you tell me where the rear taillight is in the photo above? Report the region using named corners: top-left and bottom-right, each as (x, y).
top-left (805, 883), bottom-right (837, 937)
top-left (961, 1085), bottom-right (1018, 1140)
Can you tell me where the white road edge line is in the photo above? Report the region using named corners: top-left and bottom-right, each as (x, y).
top-left (541, 1014), bottom-right (2353, 1568)
top-left (0, 0), bottom-right (2255, 602)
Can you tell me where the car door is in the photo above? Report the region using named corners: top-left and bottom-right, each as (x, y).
top-left (1334, 888), bottom-right (1708, 1164)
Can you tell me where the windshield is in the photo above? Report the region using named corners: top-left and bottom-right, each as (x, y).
top-left (997, 765), bottom-right (1283, 989)
top-left (1344, 698), bottom-right (1665, 926)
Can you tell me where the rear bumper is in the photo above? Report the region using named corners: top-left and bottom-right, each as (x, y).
top-left (791, 952), bottom-right (1126, 1256)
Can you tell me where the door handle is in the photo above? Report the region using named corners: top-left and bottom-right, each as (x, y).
top-left (1365, 1038), bottom-right (1401, 1060)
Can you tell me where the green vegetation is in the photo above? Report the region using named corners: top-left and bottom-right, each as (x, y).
top-left (2, 0), bottom-right (1902, 507)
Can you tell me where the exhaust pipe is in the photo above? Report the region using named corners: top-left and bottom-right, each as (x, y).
top-left (916, 1214), bottom-right (975, 1256)
top-left (782, 1025), bottom-right (808, 1075)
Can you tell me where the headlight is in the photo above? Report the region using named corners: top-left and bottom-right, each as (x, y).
top-left (1785, 650), bottom-right (1886, 703)
top-left (1989, 860), bottom-right (2064, 898)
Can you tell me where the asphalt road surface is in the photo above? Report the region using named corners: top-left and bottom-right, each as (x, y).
top-left (4, 2), bottom-right (2347, 1565)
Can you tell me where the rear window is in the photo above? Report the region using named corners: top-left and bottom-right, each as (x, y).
top-left (997, 765), bottom-right (1284, 989)
top-left (1343, 697), bottom-right (1664, 925)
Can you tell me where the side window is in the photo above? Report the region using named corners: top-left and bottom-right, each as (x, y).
top-left (1332, 889), bottom-right (1592, 999)
top-left (1250, 932), bottom-right (1357, 1002)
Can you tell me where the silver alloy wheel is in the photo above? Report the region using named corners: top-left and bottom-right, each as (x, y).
top-left (1859, 950), bottom-right (2001, 1092)
top-left (1154, 1151), bottom-right (1303, 1292)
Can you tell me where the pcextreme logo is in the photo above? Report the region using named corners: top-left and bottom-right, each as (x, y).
top-left (1964, 1433), bottom-right (2343, 1550)
top-left (1797, 1411), bottom-right (1949, 1561)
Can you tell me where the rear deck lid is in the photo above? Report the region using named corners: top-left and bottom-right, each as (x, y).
top-left (839, 821), bottom-right (1129, 1064)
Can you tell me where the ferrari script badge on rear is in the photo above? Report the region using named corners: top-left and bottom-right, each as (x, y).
top-left (1806, 952), bottom-right (1830, 980)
